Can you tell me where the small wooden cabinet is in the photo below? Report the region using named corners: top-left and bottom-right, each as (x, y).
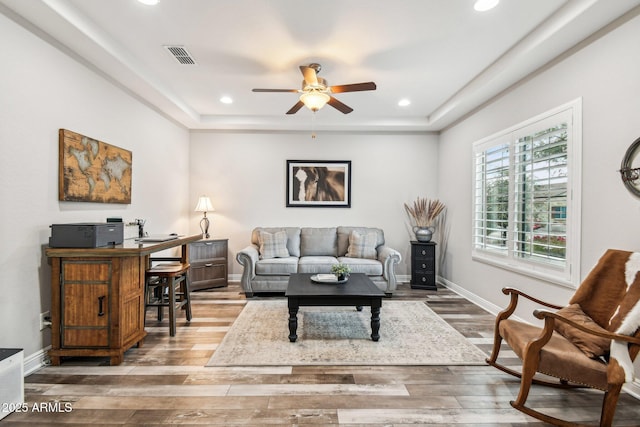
top-left (189, 239), bottom-right (228, 291)
top-left (410, 241), bottom-right (437, 290)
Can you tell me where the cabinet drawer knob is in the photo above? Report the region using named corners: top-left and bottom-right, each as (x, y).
top-left (422, 263), bottom-right (427, 269)
top-left (421, 250), bottom-right (427, 255)
top-left (205, 263), bottom-right (213, 267)
top-left (421, 277), bottom-right (427, 282)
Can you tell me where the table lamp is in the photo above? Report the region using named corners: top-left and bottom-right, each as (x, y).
top-left (194, 196), bottom-right (214, 238)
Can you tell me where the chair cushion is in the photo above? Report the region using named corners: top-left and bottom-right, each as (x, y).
top-left (500, 318), bottom-right (609, 390)
top-left (554, 304), bottom-right (611, 358)
top-left (300, 228), bottom-right (338, 256)
top-left (257, 230), bottom-right (290, 259)
top-left (345, 230), bottom-right (378, 260)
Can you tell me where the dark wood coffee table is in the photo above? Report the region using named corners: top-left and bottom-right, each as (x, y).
top-left (285, 273), bottom-right (385, 342)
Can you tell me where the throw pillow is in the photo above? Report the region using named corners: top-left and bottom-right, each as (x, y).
top-left (345, 230), bottom-right (377, 260)
top-left (258, 230), bottom-right (290, 259)
top-left (554, 303), bottom-right (611, 358)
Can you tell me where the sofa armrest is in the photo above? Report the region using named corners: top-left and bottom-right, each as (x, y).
top-left (377, 245), bottom-right (402, 291)
top-left (236, 245), bottom-right (259, 296)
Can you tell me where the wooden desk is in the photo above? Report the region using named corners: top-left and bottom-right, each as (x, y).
top-left (45, 234), bottom-right (202, 365)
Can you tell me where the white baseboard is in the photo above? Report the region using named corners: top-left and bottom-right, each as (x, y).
top-left (624, 381), bottom-right (640, 399)
top-left (398, 274), bottom-right (411, 284)
top-left (23, 346), bottom-right (50, 376)
top-left (437, 275), bottom-right (526, 322)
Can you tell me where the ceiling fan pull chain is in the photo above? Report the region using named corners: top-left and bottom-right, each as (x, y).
top-left (311, 112), bottom-right (317, 139)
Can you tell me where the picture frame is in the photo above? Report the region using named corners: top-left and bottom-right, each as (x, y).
top-left (286, 160), bottom-right (351, 207)
top-left (59, 129), bottom-right (132, 204)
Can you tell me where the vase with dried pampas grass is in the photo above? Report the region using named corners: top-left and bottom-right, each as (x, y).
top-left (404, 197), bottom-right (446, 242)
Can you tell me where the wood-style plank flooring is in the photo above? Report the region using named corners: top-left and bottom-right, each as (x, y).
top-left (5, 282), bottom-right (640, 426)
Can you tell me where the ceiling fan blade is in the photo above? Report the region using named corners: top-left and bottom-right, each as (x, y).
top-left (286, 101), bottom-right (305, 115)
top-left (252, 88), bottom-right (299, 93)
top-left (327, 96), bottom-right (353, 114)
top-left (329, 82), bottom-right (377, 93)
top-left (300, 66), bottom-right (318, 86)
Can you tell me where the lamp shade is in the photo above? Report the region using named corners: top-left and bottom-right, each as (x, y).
top-left (194, 196), bottom-right (214, 212)
top-left (300, 91), bottom-right (330, 111)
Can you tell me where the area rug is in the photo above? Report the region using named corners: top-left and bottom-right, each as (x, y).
top-left (206, 300), bottom-right (487, 366)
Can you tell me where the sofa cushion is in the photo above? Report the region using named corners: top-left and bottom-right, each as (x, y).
top-left (345, 230), bottom-right (378, 260)
top-left (337, 226), bottom-right (384, 256)
top-left (553, 303), bottom-right (611, 358)
top-left (337, 257), bottom-right (384, 276)
top-left (257, 230), bottom-right (289, 259)
top-left (300, 227), bottom-right (338, 256)
top-left (252, 227), bottom-right (301, 257)
top-left (298, 256), bottom-right (339, 273)
top-left (255, 257), bottom-right (299, 275)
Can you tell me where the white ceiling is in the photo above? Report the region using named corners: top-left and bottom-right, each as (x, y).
top-left (2, 0), bottom-right (639, 132)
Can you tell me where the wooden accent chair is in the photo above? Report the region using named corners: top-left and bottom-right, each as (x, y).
top-left (487, 249), bottom-right (640, 427)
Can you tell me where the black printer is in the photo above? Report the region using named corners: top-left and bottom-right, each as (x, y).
top-left (49, 222), bottom-right (124, 248)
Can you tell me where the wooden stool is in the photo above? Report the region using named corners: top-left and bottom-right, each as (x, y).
top-left (144, 262), bottom-right (192, 336)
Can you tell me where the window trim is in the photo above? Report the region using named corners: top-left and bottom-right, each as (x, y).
top-left (471, 98), bottom-right (582, 288)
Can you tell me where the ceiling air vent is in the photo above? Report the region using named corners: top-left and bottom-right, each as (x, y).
top-left (164, 45), bottom-right (196, 65)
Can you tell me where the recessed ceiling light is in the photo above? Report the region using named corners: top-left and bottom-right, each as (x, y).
top-left (398, 99), bottom-right (411, 107)
top-left (138, 0), bottom-right (159, 5)
top-left (474, 0), bottom-right (499, 12)
top-left (220, 96), bottom-right (233, 104)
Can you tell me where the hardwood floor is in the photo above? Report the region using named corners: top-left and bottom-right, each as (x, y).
top-left (5, 282), bottom-right (640, 426)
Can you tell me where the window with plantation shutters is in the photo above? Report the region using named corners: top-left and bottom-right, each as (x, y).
top-left (472, 99), bottom-right (582, 287)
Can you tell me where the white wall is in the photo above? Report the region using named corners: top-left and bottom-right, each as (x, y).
top-left (189, 131), bottom-right (439, 277)
top-left (0, 13), bottom-right (190, 363)
top-left (438, 14), bottom-right (640, 320)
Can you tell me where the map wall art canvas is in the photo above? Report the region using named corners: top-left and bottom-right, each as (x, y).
top-left (58, 129), bottom-right (132, 204)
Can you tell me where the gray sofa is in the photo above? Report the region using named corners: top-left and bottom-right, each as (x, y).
top-left (236, 226), bottom-right (401, 297)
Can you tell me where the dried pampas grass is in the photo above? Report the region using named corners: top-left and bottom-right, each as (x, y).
top-left (404, 197), bottom-right (445, 228)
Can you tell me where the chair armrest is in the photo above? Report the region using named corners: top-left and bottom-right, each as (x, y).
top-left (535, 308), bottom-right (640, 383)
top-left (494, 287), bottom-right (562, 326)
top-left (502, 287), bottom-right (564, 310)
top-left (534, 309), bottom-right (640, 345)
top-left (377, 245), bottom-right (401, 292)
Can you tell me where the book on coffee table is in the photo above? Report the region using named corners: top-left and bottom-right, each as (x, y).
top-left (315, 274), bottom-right (338, 282)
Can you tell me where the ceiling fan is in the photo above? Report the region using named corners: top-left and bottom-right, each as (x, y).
top-left (252, 63), bottom-right (376, 114)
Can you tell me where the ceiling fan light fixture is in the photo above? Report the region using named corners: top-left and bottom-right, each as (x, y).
top-left (474, 0), bottom-right (499, 12)
top-left (300, 91), bottom-right (330, 112)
